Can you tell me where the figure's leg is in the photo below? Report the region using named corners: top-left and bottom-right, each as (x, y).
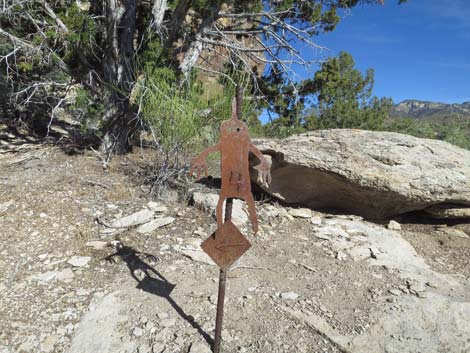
top-left (243, 193), bottom-right (258, 234)
top-left (216, 196), bottom-right (225, 228)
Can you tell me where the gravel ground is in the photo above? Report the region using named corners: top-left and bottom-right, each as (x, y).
top-left (0, 142), bottom-right (469, 353)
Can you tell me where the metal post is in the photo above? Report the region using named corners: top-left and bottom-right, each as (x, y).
top-left (213, 268), bottom-right (227, 353)
top-left (213, 198), bottom-right (233, 353)
top-left (213, 87), bottom-right (242, 353)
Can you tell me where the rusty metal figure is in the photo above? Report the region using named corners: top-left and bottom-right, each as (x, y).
top-left (189, 95), bottom-right (271, 234)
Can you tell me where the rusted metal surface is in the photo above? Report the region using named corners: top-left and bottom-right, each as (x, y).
top-left (189, 91), bottom-right (271, 234)
top-left (212, 197), bottom-right (233, 353)
top-left (201, 220), bottom-right (251, 270)
top-left (213, 268), bottom-right (226, 353)
top-left (190, 88), bottom-right (270, 353)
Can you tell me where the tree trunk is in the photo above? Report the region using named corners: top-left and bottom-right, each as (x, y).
top-left (100, 0), bottom-right (137, 155)
top-left (180, 0), bottom-right (221, 78)
top-left (151, 0), bottom-right (167, 31)
top-left (164, 0), bottom-right (191, 47)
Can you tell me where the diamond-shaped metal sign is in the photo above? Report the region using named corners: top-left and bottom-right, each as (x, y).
top-left (201, 220), bottom-right (251, 270)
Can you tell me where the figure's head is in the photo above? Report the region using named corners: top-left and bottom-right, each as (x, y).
top-left (220, 118), bottom-right (249, 140)
top-left (219, 96), bottom-right (249, 141)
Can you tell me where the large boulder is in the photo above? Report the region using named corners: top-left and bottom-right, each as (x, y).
top-left (251, 129), bottom-right (470, 218)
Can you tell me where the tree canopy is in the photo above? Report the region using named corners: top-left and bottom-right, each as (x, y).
top-left (0, 0), bottom-right (403, 154)
top-left (305, 51), bottom-right (393, 130)
top-left (262, 51), bottom-right (393, 137)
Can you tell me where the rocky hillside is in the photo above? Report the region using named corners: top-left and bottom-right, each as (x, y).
top-left (1, 141), bottom-right (469, 353)
top-left (390, 99), bottom-right (470, 120)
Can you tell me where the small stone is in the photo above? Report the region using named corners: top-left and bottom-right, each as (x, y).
top-left (67, 256), bottom-right (91, 267)
top-left (280, 292), bottom-right (299, 300)
top-left (369, 247), bottom-right (380, 259)
top-left (193, 229), bottom-right (207, 237)
top-left (247, 287), bottom-right (257, 292)
top-left (336, 251), bottom-right (347, 260)
top-left (310, 216), bottom-right (322, 225)
top-left (186, 238), bottom-right (203, 249)
top-left (174, 336), bottom-right (185, 346)
top-left (85, 241), bottom-right (108, 250)
top-left (38, 253), bottom-right (48, 260)
top-left (288, 208), bottom-right (312, 218)
top-left (426, 281), bottom-right (438, 289)
top-left (389, 289), bottom-right (401, 296)
top-left (65, 323), bottom-right (75, 334)
top-left (39, 212), bottom-right (48, 218)
top-left (387, 220), bottom-right (402, 231)
top-left (209, 295), bottom-right (217, 305)
top-left (157, 312), bottom-right (169, 320)
top-left (263, 206), bottom-right (280, 218)
top-left (40, 335), bottom-right (58, 353)
top-left (408, 280), bottom-right (426, 293)
top-left (152, 342), bottom-right (166, 353)
top-left (146, 321), bottom-right (156, 333)
top-left (133, 327), bottom-right (144, 337)
top-left (160, 244), bottom-right (170, 251)
top-left (148, 201), bottom-right (168, 213)
top-left (57, 268), bottom-right (75, 281)
top-left (160, 318), bottom-right (176, 328)
top-left (189, 342), bottom-right (212, 353)
top-left (140, 316), bottom-right (148, 324)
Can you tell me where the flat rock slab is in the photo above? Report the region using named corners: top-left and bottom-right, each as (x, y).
top-left (193, 192), bottom-right (248, 228)
top-left (67, 291), bottom-right (136, 353)
top-left (67, 256), bottom-right (91, 268)
top-left (252, 129), bottom-right (470, 218)
top-left (282, 292), bottom-right (470, 353)
top-left (299, 214), bottom-right (470, 353)
top-left (28, 268), bottom-right (74, 283)
top-left (136, 217), bottom-right (175, 234)
top-left (109, 209), bottom-right (155, 228)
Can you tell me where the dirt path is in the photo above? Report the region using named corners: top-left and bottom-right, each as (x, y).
top-left (1, 145), bottom-right (469, 353)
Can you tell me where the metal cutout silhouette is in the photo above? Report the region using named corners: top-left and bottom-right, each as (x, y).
top-left (190, 89), bottom-right (270, 353)
top-left (189, 96), bottom-right (271, 234)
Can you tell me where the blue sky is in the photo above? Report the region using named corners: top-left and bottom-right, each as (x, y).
top-left (295, 0), bottom-right (470, 104)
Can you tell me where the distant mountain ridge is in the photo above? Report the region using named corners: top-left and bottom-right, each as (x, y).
top-left (391, 100), bottom-right (470, 120)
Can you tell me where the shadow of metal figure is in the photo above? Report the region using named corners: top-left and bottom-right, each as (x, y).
top-left (104, 243), bottom-right (213, 346)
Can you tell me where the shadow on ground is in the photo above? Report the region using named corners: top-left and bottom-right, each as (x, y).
top-left (104, 243), bottom-right (213, 346)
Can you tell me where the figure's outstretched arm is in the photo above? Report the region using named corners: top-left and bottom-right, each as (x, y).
top-left (189, 144), bottom-right (220, 179)
top-left (250, 144), bottom-right (271, 186)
